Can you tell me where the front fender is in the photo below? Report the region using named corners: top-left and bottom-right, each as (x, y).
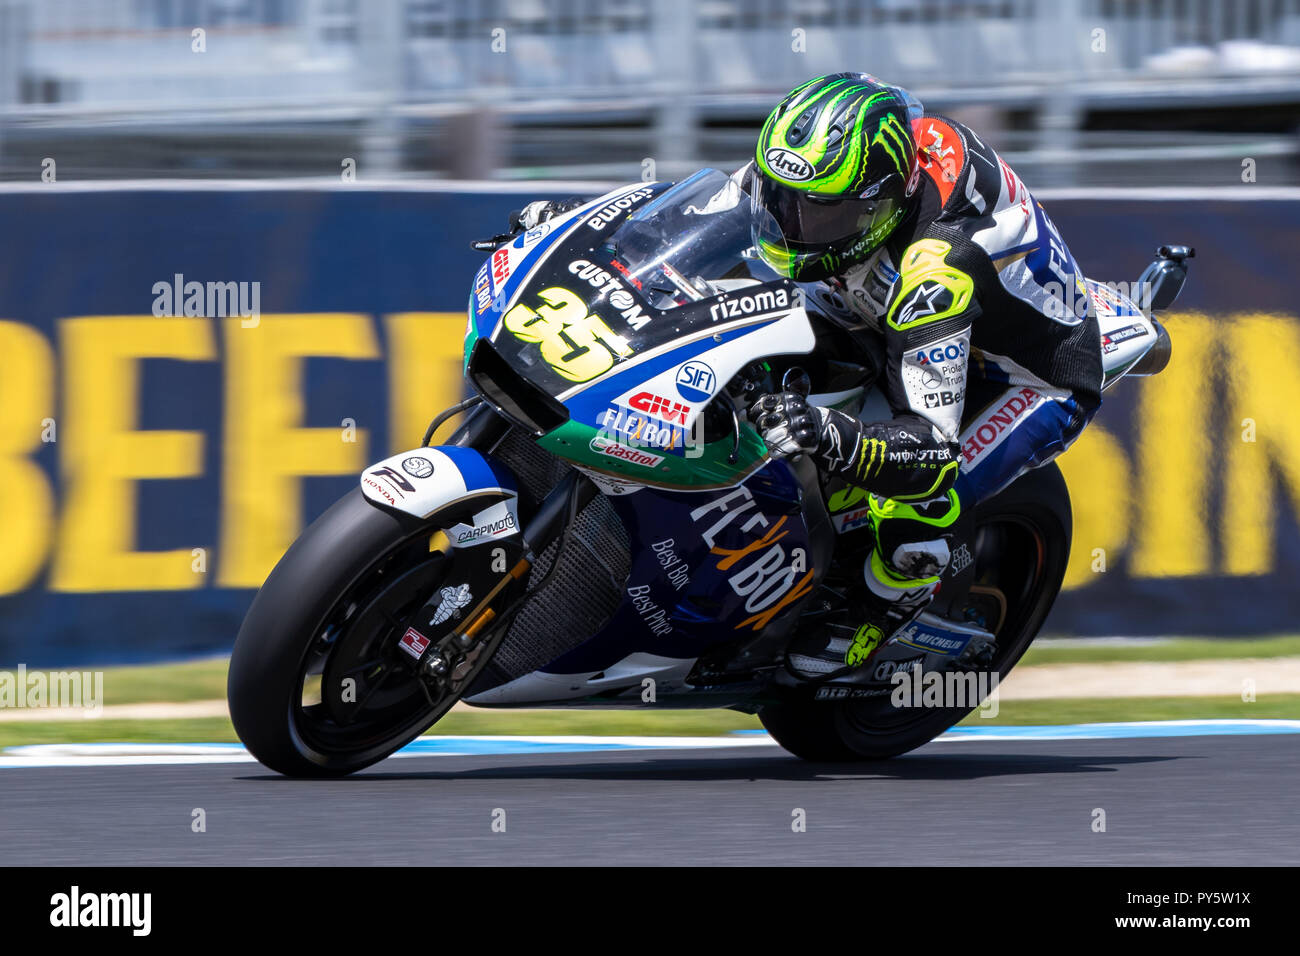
top-left (358, 446), bottom-right (521, 549)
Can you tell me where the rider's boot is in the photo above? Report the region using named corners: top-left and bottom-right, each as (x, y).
top-left (785, 548), bottom-right (938, 679)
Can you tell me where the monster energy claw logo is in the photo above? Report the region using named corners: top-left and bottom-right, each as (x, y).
top-left (871, 113), bottom-right (911, 179)
top-left (857, 437), bottom-right (887, 481)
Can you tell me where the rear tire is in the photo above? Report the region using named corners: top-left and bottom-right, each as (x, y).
top-left (756, 700), bottom-right (862, 762)
top-left (759, 462), bottom-right (1072, 762)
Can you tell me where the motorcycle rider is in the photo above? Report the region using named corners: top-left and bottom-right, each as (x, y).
top-left (488, 73), bottom-right (1103, 678)
top-left (740, 73), bottom-right (1102, 675)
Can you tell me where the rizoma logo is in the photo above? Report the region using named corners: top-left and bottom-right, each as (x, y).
top-left (707, 287), bottom-right (790, 322)
top-left (675, 362), bottom-right (716, 403)
top-left (587, 187), bottom-right (655, 230)
top-left (629, 391), bottom-right (690, 425)
top-left (764, 147), bottom-right (814, 182)
top-left (590, 435), bottom-right (664, 468)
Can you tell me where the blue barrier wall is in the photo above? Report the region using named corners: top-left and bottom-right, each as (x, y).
top-left (0, 184), bottom-right (1297, 665)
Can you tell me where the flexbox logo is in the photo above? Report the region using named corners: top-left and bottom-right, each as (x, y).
top-left (50, 886), bottom-right (151, 936)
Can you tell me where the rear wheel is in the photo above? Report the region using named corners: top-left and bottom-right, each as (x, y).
top-left (759, 463), bottom-right (1072, 761)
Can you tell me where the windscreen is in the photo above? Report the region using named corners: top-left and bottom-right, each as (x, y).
top-left (596, 168), bottom-right (785, 320)
top-left (476, 168), bottom-right (797, 400)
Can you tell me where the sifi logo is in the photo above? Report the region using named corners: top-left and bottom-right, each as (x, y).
top-left (629, 391), bottom-right (690, 425)
top-left (764, 147), bottom-right (814, 182)
top-left (675, 361), bottom-right (716, 403)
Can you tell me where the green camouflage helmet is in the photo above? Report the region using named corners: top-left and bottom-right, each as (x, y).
top-left (752, 73), bottom-right (920, 282)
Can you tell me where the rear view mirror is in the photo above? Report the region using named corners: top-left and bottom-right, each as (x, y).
top-left (1137, 245), bottom-right (1195, 313)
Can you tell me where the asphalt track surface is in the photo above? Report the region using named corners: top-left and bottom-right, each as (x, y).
top-left (3, 732), bottom-right (1297, 865)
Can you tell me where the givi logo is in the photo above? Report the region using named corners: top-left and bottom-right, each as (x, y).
top-left (629, 391), bottom-right (690, 425)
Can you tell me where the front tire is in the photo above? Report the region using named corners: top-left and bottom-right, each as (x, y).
top-left (228, 489), bottom-right (470, 777)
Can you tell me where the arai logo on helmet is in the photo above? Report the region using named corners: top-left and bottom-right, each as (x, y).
top-left (676, 361), bottom-right (716, 403)
top-left (764, 147), bottom-right (814, 182)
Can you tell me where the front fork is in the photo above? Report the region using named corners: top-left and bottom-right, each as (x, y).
top-left (359, 404), bottom-right (597, 701)
top-left (405, 468), bottom-right (596, 703)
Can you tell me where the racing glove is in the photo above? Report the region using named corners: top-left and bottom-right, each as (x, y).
top-left (749, 392), bottom-right (823, 458)
top-left (470, 198), bottom-right (585, 251)
top-left (752, 392), bottom-right (960, 500)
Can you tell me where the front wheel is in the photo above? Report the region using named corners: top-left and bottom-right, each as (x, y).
top-left (227, 489), bottom-right (505, 777)
top-left (759, 462), bottom-right (1072, 761)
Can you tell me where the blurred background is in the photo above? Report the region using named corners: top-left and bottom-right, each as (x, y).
top-left (0, 2), bottom-right (1298, 742)
top-left (1, 0), bottom-right (1300, 185)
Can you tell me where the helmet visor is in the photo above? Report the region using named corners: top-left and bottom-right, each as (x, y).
top-left (752, 172), bottom-right (901, 250)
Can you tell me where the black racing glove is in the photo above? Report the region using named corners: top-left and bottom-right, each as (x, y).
top-left (470, 198), bottom-right (585, 251)
top-left (749, 392), bottom-right (824, 458)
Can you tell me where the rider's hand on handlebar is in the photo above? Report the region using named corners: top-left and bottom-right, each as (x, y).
top-left (512, 199), bottom-right (582, 232)
top-left (470, 199), bottom-right (585, 251)
top-left (749, 392), bottom-right (823, 458)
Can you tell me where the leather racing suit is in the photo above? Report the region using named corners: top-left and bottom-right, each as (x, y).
top-left (740, 113), bottom-right (1103, 665)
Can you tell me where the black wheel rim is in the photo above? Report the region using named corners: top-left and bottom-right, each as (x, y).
top-left (836, 511), bottom-right (1054, 739)
top-left (287, 531), bottom-right (455, 763)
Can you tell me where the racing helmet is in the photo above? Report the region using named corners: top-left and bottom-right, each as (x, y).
top-left (752, 73), bottom-right (922, 282)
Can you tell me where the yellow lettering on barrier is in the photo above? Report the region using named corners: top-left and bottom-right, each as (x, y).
top-left (50, 316), bottom-right (215, 591)
top-left (1130, 312), bottom-right (1213, 577)
top-left (0, 322), bottom-right (55, 594)
top-left (1222, 313), bottom-right (1300, 575)
top-left (1057, 422), bottom-right (1131, 591)
top-left (385, 312), bottom-right (467, 453)
top-left (218, 315), bottom-right (380, 588)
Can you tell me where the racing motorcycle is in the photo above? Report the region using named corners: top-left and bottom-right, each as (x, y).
top-left (227, 169), bottom-right (1190, 775)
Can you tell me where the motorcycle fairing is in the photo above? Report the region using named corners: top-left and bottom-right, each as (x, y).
top-left (467, 457), bottom-right (833, 705)
top-left (464, 172), bottom-right (819, 490)
top-left (1089, 277), bottom-right (1160, 382)
top-left (359, 446), bottom-right (521, 550)
top-left (464, 180), bottom-right (674, 364)
top-left (533, 299), bottom-right (815, 490)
